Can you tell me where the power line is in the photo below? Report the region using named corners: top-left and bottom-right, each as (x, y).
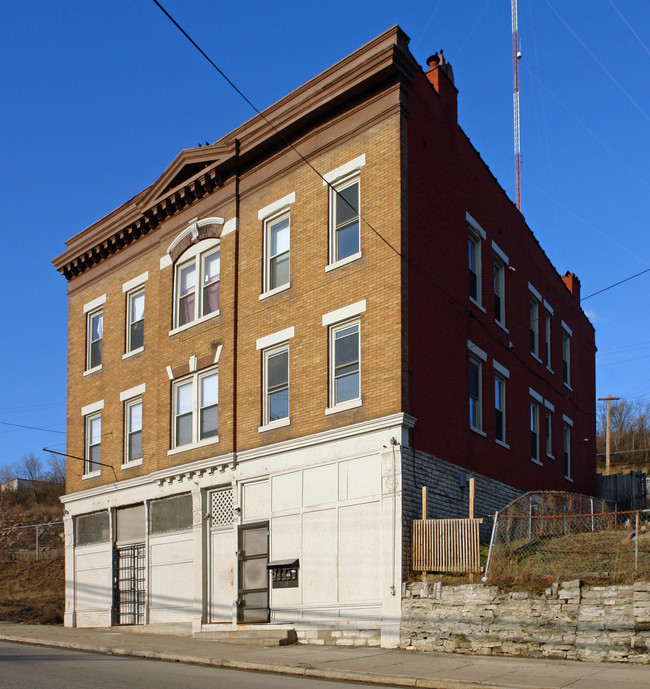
top-left (581, 267), bottom-right (650, 301)
top-left (0, 420), bottom-right (65, 435)
top-left (606, 0), bottom-right (650, 58)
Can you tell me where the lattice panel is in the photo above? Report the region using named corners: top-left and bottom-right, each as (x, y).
top-left (211, 488), bottom-right (233, 528)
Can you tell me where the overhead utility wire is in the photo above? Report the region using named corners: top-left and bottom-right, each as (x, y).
top-left (152, 0), bottom-right (650, 367)
top-left (581, 267), bottom-right (650, 301)
top-left (543, 0), bottom-right (650, 123)
top-left (0, 420), bottom-right (66, 435)
top-left (606, 0), bottom-right (650, 57)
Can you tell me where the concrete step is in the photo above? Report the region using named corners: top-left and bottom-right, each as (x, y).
top-left (194, 628), bottom-right (297, 646)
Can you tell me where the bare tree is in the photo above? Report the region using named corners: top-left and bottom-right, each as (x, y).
top-left (47, 452), bottom-right (66, 485)
top-left (19, 452), bottom-right (45, 482)
top-left (596, 398), bottom-right (650, 471)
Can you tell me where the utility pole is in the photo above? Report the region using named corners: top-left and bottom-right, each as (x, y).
top-left (597, 394), bottom-right (620, 475)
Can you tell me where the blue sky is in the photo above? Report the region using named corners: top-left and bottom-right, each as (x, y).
top-left (0, 1), bottom-right (648, 471)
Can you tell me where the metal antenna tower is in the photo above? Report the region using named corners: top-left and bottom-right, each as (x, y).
top-left (512, 0), bottom-right (522, 210)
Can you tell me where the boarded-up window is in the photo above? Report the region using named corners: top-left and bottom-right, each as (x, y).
top-left (116, 504), bottom-right (145, 543)
top-left (150, 493), bottom-right (193, 535)
top-left (75, 511), bottom-right (109, 546)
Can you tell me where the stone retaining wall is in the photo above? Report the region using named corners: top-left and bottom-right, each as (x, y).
top-left (402, 580), bottom-right (650, 663)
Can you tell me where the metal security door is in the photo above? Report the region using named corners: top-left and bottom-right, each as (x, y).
top-left (237, 522), bottom-right (269, 623)
top-left (113, 543), bottom-right (146, 625)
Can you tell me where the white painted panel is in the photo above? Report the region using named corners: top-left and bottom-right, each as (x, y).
top-left (75, 546), bottom-right (111, 572)
top-left (210, 528), bottom-right (235, 622)
top-left (270, 514), bottom-right (301, 609)
top-left (75, 566), bottom-right (112, 611)
top-left (303, 464), bottom-right (337, 507)
top-left (302, 509), bottom-right (337, 604)
top-left (149, 535), bottom-right (193, 566)
top-left (242, 480), bottom-right (270, 521)
top-left (271, 471), bottom-right (302, 512)
top-left (345, 455), bottom-right (381, 500)
top-left (339, 501), bottom-right (382, 602)
top-left (149, 561), bottom-right (193, 611)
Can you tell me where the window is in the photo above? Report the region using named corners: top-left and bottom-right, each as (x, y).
top-left (562, 328), bottom-right (571, 387)
top-left (86, 309), bottom-right (103, 370)
top-left (495, 374), bottom-right (506, 443)
top-left (545, 409), bottom-right (553, 457)
top-left (75, 511), bottom-right (109, 546)
top-left (494, 257), bottom-right (505, 325)
top-left (530, 400), bottom-right (540, 462)
top-left (174, 244), bottom-right (220, 328)
top-left (172, 369), bottom-right (218, 448)
top-left (545, 311), bottom-right (552, 369)
top-left (265, 213), bottom-right (290, 292)
top-left (125, 288), bottom-right (144, 353)
top-left (125, 398), bottom-right (143, 464)
top-left (563, 423), bottom-right (572, 479)
top-left (330, 178), bottom-right (360, 264)
top-left (530, 296), bottom-right (539, 357)
top-left (85, 413), bottom-right (101, 475)
top-left (150, 494), bottom-right (193, 535)
top-left (330, 320), bottom-right (360, 407)
top-left (263, 346), bottom-right (289, 426)
top-left (469, 356), bottom-right (482, 431)
top-left (469, 235), bottom-right (481, 304)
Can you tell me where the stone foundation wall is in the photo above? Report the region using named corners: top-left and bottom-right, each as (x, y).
top-left (402, 580), bottom-right (650, 663)
top-left (296, 628), bottom-right (381, 647)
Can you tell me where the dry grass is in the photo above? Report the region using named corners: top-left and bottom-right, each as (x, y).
top-left (0, 556), bottom-right (64, 624)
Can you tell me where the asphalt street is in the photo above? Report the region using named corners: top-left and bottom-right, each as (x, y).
top-left (0, 641), bottom-right (389, 689)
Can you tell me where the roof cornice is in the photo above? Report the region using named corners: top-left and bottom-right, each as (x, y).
top-left (53, 26), bottom-right (417, 281)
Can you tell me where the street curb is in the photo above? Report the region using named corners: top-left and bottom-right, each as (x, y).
top-left (0, 634), bottom-right (560, 689)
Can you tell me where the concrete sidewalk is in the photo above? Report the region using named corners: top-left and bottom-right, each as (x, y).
top-left (0, 623), bottom-right (647, 689)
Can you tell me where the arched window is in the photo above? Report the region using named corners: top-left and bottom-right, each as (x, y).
top-left (174, 238), bottom-right (220, 328)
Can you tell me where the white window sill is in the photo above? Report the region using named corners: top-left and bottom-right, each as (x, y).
top-left (531, 458), bottom-right (543, 466)
top-left (469, 297), bottom-right (486, 314)
top-left (565, 475), bottom-right (574, 483)
top-left (495, 439), bottom-right (510, 449)
top-left (531, 353), bottom-right (543, 364)
top-left (83, 365), bottom-right (102, 377)
top-left (547, 453), bottom-right (555, 460)
top-left (82, 470), bottom-right (101, 480)
top-left (121, 459), bottom-right (143, 469)
top-left (546, 366), bottom-right (554, 375)
top-left (258, 417), bottom-right (290, 433)
top-left (168, 435), bottom-right (219, 455)
top-left (495, 320), bottom-right (509, 333)
top-left (169, 310), bottom-right (220, 337)
top-left (470, 426), bottom-right (487, 438)
top-left (564, 382), bottom-right (573, 392)
top-left (259, 283), bottom-right (290, 301)
top-left (325, 398), bottom-right (362, 415)
top-left (325, 252), bottom-right (362, 273)
top-left (123, 347), bottom-right (144, 360)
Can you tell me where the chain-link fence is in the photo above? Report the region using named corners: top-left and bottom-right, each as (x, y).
top-left (485, 491), bottom-right (650, 586)
top-left (0, 522), bottom-right (64, 563)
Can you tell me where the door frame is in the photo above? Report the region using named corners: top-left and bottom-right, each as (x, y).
top-left (237, 521), bottom-right (270, 623)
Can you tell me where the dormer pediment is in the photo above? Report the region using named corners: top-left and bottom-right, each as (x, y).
top-left (138, 142), bottom-right (236, 209)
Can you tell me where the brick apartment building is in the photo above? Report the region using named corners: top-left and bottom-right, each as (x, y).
top-left (53, 27), bottom-right (595, 646)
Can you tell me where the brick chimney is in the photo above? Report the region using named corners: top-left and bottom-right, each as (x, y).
top-left (562, 272), bottom-right (581, 301)
top-left (425, 50), bottom-right (458, 124)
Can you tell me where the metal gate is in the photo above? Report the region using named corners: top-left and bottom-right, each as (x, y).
top-left (113, 543), bottom-right (146, 625)
top-left (237, 522), bottom-right (269, 623)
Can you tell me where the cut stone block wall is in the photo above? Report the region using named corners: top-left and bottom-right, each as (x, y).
top-left (402, 580), bottom-right (650, 663)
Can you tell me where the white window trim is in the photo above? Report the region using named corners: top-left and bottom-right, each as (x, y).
top-left (466, 213), bottom-right (486, 239)
top-left (493, 360), bottom-right (510, 378)
top-left (81, 400), bottom-right (104, 417)
top-left (528, 282), bottom-right (542, 301)
top-left (322, 154), bottom-right (366, 186)
top-left (562, 414), bottom-right (574, 427)
top-left (259, 343), bottom-right (290, 430)
top-left (544, 399), bottom-right (555, 412)
top-left (545, 407), bottom-right (555, 459)
top-left (327, 174), bottom-right (362, 270)
top-left (123, 347), bottom-right (144, 360)
top-left (169, 368), bottom-right (219, 453)
top-left (468, 230), bottom-right (483, 309)
top-left (125, 285), bottom-right (145, 355)
top-left (326, 319), bottom-right (362, 414)
top-left (543, 299), bottom-right (554, 315)
top-left (530, 397), bottom-right (541, 465)
top-left (85, 307), bottom-right (104, 373)
top-left (123, 396), bottom-right (143, 466)
top-left (322, 300), bottom-right (366, 327)
top-left (493, 253), bottom-right (506, 327)
top-left (122, 272), bottom-right (149, 293)
top-left (529, 387), bottom-right (543, 403)
top-left (257, 192), bottom-right (295, 221)
top-left (83, 411), bottom-right (102, 478)
top-left (467, 340), bottom-right (487, 362)
top-left (561, 320), bottom-right (573, 337)
top-left (256, 327), bottom-right (295, 351)
top-left (261, 209), bottom-right (291, 297)
top-left (491, 240), bottom-right (509, 265)
top-left (169, 310), bottom-right (220, 337)
top-left (120, 383), bottom-right (146, 402)
top-left (83, 294), bottom-right (106, 314)
top-left (83, 365), bottom-right (103, 377)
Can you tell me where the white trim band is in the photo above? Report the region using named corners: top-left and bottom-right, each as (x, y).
top-left (466, 212), bottom-right (486, 239)
top-left (492, 240), bottom-right (509, 265)
top-left (529, 388), bottom-right (543, 403)
top-left (122, 272), bottom-right (149, 293)
top-left (256, 327), bottom-right (295, 351)
top-left (120, 383), bottom-right (146, 402)
top-left (467, 340), bottom-right (487, 362)
top-left (257, 193), bottom-right (296, 221)
top-left (528, 283), bottom-right (542, 301)
top-left (322, 300), bottom-right (367, 327)
top-left (562, 414), bottom-right (574, 427)
top-left (83, 294), bottom-right (106, 313)
top-left (493, 360), bottom-right (510, 378)
top-left (561, 320), bottom-right (573, 336)
top-left (81, 400), bottom-right (104, 416)
top-left (323, 154), bottom-right (366, 185)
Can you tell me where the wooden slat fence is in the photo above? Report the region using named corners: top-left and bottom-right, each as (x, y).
top-left (412, 518), bottom-right (483, 574)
